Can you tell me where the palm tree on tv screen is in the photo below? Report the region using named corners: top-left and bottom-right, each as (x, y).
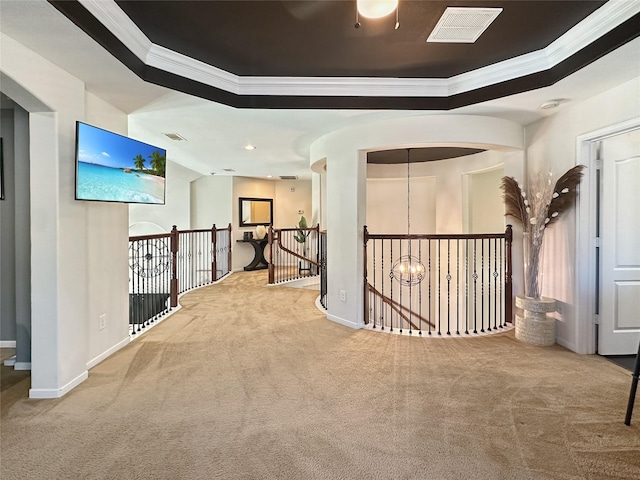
top-left (149, 151), bottom-right (166, 177)
top-left (133, 154), bottom-right (145, 171)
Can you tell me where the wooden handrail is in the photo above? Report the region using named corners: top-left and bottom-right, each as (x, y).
top-left (367, 283), bottom-right (435, 330)
top-left (275, 243), bottom-right (321, 267)
top-left (366, 232), bottom-right (508, 240)
top-left (129, 232), bottom-right (171, 242)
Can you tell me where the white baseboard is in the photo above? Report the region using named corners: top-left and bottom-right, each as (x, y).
top-left (30, 370), bottom-right (88, 399)
top-left (0, 340), bottom-right (17, 348)
top-left (327, 314), bottom-right (363, 330)
top-left (4, 355), bottom-right (16, 366)
top-left (86, 337), bottom-right (130, 370)
top-left (14, 362), bottom-right (31, 371)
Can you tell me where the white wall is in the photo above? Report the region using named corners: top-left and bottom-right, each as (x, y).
top-left (190, 175), bottom-right (233, 229)
top-left (84, 92), bottom-right (130, 368)
top-left (274, 179), bottom-right (312, 229)
top-left (0, 33), bottom-right (130, 397)
top-left (525, 76), bottom-right (640, 353)
top-left (366, 176), bottom-right (436, 234)
top-left (467, 166), bottom-right (505, 234)
top-left (367, 150), bottom-right (507, 235)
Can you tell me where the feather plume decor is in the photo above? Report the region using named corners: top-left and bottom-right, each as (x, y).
top-left (501, 165), bottom-right (585, 298)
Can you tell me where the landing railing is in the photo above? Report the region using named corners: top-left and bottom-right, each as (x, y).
top-left (267, 224), bottom-right (321, 284)
top-left (364, 225), bottom-right (513, 336)
top-left (128, 224), bottom-right (232, 334)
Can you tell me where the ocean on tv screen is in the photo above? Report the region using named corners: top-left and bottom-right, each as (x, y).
top-left (77, 162), bottom-right (165, 203)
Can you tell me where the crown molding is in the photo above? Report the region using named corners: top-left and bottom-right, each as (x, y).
top-left (78, 0), bottom-right (640, 99)
top-left (78, 0), bottom-right (151, 62)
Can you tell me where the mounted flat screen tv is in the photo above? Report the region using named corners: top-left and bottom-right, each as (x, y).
top-left (75, 121), bottom-right (166, 204)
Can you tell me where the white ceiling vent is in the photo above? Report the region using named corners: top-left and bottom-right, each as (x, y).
top-left (279, 175), bottom-right (298, 180)
top-left (163, 132), bottom-right (186, 141)
top-left (427, 7), bottom-right (502, 43)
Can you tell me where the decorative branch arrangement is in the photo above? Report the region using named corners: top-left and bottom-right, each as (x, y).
top-left (501, 165), bottom-right (585, 299)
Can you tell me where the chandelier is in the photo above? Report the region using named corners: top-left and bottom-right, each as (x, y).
top-left (390, 149), bottom-right (425, 286)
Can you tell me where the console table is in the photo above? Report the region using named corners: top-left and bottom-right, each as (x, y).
top-left (236, 238), bottom-right (269, 271)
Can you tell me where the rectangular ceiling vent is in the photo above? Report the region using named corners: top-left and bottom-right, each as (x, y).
top-left (427, 7), bottom-right (502, 43)
top-left (163, 132), bottom-right (186, 141)
top-left (223, 168), bottom-right (236, 172)
top-left (279, 175), bottom-right (298, 180)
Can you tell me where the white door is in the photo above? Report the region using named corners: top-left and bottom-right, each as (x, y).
top-left (598, 129), bottom-right (640, 355)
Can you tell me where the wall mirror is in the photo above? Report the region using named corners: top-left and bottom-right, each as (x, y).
top-left (239, 197), bottom-right (273, 227)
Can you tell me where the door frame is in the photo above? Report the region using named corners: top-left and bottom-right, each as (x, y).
top-left (575, 117), bottom-right (640, 354)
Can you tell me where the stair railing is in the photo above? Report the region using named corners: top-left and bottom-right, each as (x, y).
top-left (129, 224), bottom-right (232, 334)
top-left (364, 225), bottom-right (513, 335)
top-left (267, 224), bottom-right (321, 284)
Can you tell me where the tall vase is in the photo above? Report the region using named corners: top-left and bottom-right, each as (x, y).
top-left (517, 232), bottom-right (556, 346)
top-left (522, 231), bottom-right (541, 299)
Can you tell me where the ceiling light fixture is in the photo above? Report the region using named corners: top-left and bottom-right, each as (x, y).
top-left (357, 0), bottom-right (398, 19)
top-left (539, 99), bottom-right (563, 110)
top-left (390, 148), bottom-right (425, 286)
top-left (244, 144), bottom-right (256, 150)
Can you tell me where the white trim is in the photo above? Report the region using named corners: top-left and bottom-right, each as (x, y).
top-left (327, 313), bottom-right (363, 330)
top-left (0, 340), bottom-right (17, 348)
top-left (80, 0), bottom-right (639, 98)
top-left (29, 370), bottom-right (89, 399)
top-left (575, 116), bottom-right (640, 354)
top-left (315, 295), bottom-right (327, 314)
top-left (3, 355), bottom-right (16, 367)
top-left (78, 0), bottom-right (151, 61)
top-left (14, 362), bottom-right (31, 371)
top-left (86, 337), bottom-right (130, 370)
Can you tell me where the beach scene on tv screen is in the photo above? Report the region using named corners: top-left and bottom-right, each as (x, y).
top-left (76, 123), bottom-right (166, 204)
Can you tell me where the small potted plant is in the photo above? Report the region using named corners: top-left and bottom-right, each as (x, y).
top-left (294, 216), bottom-right (312, 275)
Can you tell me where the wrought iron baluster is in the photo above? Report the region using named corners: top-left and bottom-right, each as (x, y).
top-left (446, 238), bottom-right (451, 336)
top-left (428, 239), bottom-right (432, 335)
top-left (465, 238), bottom-right (469, 335)
top-left (437, 238), bottom-right (441, 335)
top-left (481, 238), bottom-right (485, 333)
top-left (419, 239), bottom-right (422, 335)
top-left (473, 239), bottom-right (478, 334)
top-left (456, 239), bottom-right (460, 335)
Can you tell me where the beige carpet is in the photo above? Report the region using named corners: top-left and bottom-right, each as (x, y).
top-left (1, 271), bottom-right (639, 480)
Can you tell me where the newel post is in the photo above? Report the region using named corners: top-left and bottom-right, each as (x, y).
top-left (505, 224), bottom-right (513, 324)
top-left (227, 223), bottom-right (232, 273)
top-left (170, 225), bottom-right (179, 307)
top-left (212, 224), bottom-right (218, 282)
top-left (267, 226), bottom-right (275, 284)
top-left (363, 225), bottom-right (369, 325)
top-left (315, 223), bottom-right (320, 275)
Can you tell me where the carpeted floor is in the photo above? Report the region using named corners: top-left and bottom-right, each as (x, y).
top-left (1, 271), bottom-right (639, 480)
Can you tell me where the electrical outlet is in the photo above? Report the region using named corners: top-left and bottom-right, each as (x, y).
top-left (99, 314), bottom-right (106, 330)
top-left (339, 290), bottom-right (346, 302)
top-left (298, 209), bottom-right (304, 215)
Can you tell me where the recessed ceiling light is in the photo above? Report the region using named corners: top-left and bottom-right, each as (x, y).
top-left (539, 99), bottom-right (563, 110)
top-left (266, 175), bottom-right (273, 178)
top-left (244, 144), bottom-right (256, 150)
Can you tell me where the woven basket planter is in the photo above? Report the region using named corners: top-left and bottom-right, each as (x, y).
top-left (515, 295), bottom-right (557, 346)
